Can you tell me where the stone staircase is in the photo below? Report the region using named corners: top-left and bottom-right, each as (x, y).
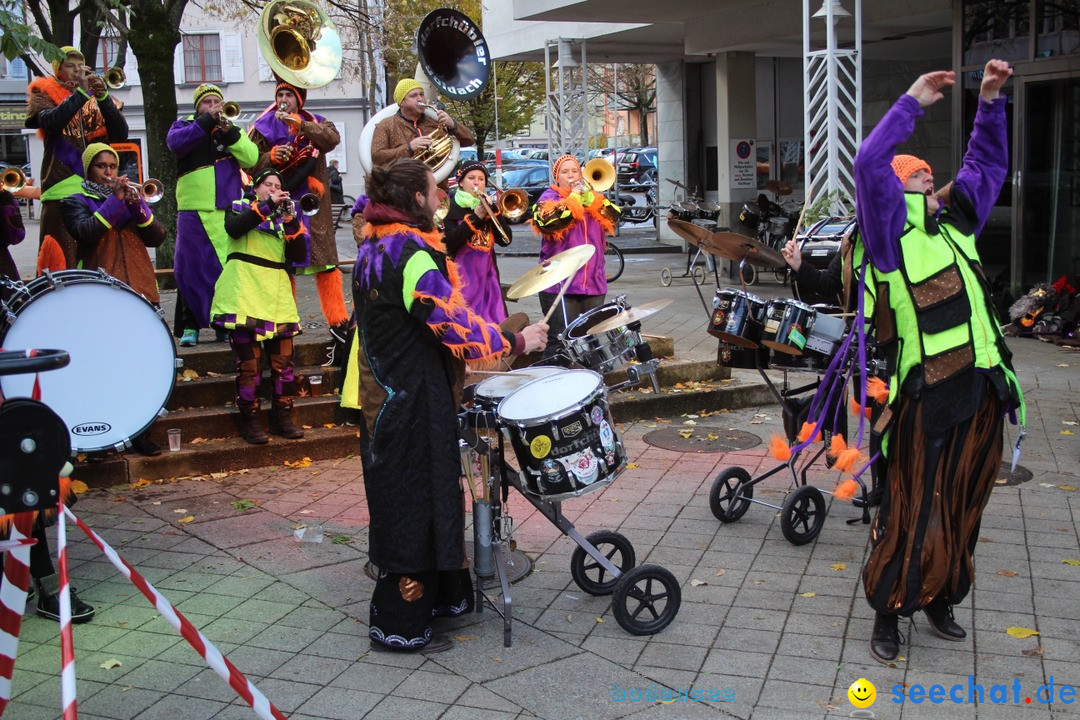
top-left (71, 336), bottom-right (770, 488)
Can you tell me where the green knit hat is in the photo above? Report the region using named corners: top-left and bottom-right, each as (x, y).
top-left (193, 83), bottom-right (223, 109)
top-left (82, 142), bottom-right (118, 175)
top-left (52, 46), bottom-right (84, 76)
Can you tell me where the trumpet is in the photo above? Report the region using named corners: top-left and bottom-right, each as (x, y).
top-left (110, 177), bottom-right (164, 204)
top-left (104, 67), bottom-right (126, 90)
top-left (272, 192), bottom-right (318, 219)
top-left (2, 166), bottom-right (27, 193)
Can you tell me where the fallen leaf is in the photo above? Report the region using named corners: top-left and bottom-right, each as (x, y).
top-left (1063, 421), bottom-right (1078, 426)
top-left (206, 371), bottom-right (224, 377)
top-left (454, 635), bottom-right (478, 642)
top-left (1006, 626), bottom-right (1039, 639)
top-left (683, 420), bottom-right (697, 426)
top-left (1060, 430), bottom-right (1074, 436)
top-left (689, 579), bottom-right (708, 587)
top-left (179, 368), bottom-right (199, 381)
top-left (996, 569), bottom-right (1018, 577)
top-left (173, 508), bottom-right (188, 514)
top-left (995, 479), bottom-right (1008, 485)
top-left (323, 423), bottom-right (336, 429)
top-left (1062, 558), bottom-right (1080, 566)
top-left (566, 614), bottom-right (573, 623)
top-left (284, 457), bottom-right (313, 469)
top-left (190, 437), bottom-right (208, 445)
top-left (70, 480), bottom-right (89, 494)
top-left (1022, 645), bottom-right (1044, 657)
top-left (706, 433), bottom-right (719, 441)
top-left (1059, 484), bottom-right (1077, 492)
top-left (330, 535), bottom-right (350, 544)
top-left (715, 568), bottom-right (726, 577)
top-left (800, 592), bottom-right (817, 598)
top-left (625, 462), bottom-right (639, 470)
top-left (830, 563), bottom-right (846, 571)
top-left (209, 472), bottom-right (228, 479)
top-left (596, 617), bottom-right (603, 623)
top-left (677, 430), bottom-right (693, 439)
top-left (177, 516), bottom-right (195, 524)
top-left (230, 499), bottom-right (257, 512)
top-left (129, 479), bottom-right (151, 489)
top-left (99, 659), bottom-right (122, 670)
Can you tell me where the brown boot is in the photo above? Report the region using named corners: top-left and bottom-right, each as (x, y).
top-left (270, 400), bottom-right (304, 439)
top-left (238, 403), bottom-right (268, 445)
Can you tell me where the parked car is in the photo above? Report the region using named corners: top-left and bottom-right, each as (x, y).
top-left (617, 146), bottom-right (657, 183)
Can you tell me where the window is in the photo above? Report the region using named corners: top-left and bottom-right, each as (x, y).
top-left (95, 37), bottom-right (122, 72)
top-left (183, 34), bottom-right (222, 84)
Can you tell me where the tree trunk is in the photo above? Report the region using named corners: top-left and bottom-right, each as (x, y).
top-left (127, 1), bottom-right (186, 270)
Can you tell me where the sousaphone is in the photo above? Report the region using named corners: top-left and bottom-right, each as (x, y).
top-left (358, 8), bottom-right (491, 184)
top-left (257, 0), bottom-right (342, 89)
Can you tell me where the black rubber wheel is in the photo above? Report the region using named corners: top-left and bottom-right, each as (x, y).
top-left (571, 530), bottom-right (636, 596)
top-left (605, 243), bottom-right (625, 282)
top-left (780, 485), bottom-right (827, 546)
top-left (739, 263), bottom-right (757, 285)
top-left (709, 467), bottom-right (753, 523)
top-left (612, 564), bottom-right (681, 635)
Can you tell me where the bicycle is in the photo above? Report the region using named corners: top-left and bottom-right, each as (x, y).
top-left (605, 241), bottom-right (625, 283)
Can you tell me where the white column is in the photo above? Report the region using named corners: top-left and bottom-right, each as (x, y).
top-left (655, 60), bottom-right (686, 244)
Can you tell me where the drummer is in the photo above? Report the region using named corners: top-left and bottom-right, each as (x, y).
top-left (531, 155), bottom-right (621, 361)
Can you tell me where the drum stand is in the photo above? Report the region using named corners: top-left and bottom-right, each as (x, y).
top-left (459, 420), bottom-right (682, 647)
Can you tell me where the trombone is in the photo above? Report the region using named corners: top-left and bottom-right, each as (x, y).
top-left (2, 166), bottom-right (27, 193)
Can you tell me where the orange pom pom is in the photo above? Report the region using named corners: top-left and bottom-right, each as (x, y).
top-left (797, 421), bottom-right (821, 443)
top-left (834, 447), bottom-right (867, 474)
top-left (834, 477), bottom-right (859, 500)
top-left (827, 433), bottom-right (848, 460)
top-left (768, 433), bottom-right (792, 462)
top-left (849, 396), bottom-right (872, 419)
top-left (867, 376), bottom-right (890, 405)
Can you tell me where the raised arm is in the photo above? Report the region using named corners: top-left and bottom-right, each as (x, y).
top-left (951, 60), bottom-right (1012, 236)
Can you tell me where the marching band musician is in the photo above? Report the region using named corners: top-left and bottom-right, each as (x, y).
top-left (530, 154), bottom-right (621, 361)
top-left (443, 160), bottom-right (511, 324)
top-left (167, 83), bottom-right (260, 347)
top-left (25, 46), bottom-right (128, 271)
top-left (249, 79), bottom-right (351, 365)
top-left (370, 79), bottom-right (475, 184)
top-left (61, 143), bottom-right (166, 457)
top-left (354, 158), bottom-right (546, 654)
top-left (210, 169), bottom-right (308, 446)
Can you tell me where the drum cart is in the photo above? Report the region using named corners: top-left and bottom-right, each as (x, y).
top-left (459, 371), bottom-right (682, 647)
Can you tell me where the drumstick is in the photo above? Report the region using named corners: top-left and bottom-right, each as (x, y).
top-left (461, 449), bottom-right (478, 503)
top-left (479, 452), bottom-right (491, 503)
top-left (541, 274), bottom-right (575, 325)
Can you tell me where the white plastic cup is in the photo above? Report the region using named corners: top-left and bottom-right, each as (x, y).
top-left (167, 428), bottom-right (181, 452)
top-left (294, 524), bottom-right (323, 543)
top-left (309, 374), bottom-right (323, 397)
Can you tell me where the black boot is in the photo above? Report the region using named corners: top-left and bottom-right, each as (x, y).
top-left (852, 484), bottom-right (883, 508)
top-left (35, 575), bottom-right (95, 623)
top-left (238, 403), bottom-right (268, 445)
top-left (923, 597), bottom-right (966, 641)
top-left (324, 322), bottom-right (351, 368)
top-left (130, 430), bottom-right (161, 457)
top-left (870, 612), bottom-right (901, 664)
top-left (270, 400), bottom-right (304, 439)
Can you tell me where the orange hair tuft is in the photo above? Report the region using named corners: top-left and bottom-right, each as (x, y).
top-left (768, 433), bottom-right (792, 462)
top-left (827, 433), bottom-right (848, 460)
top-left (834, 477), bottom-right (859, 501)
top-left (797, 421), bottom-right (822, 443)
top-left (867, 376), bottom-right (890, 405)
top-left (833, 447), bottom-right (866, 474)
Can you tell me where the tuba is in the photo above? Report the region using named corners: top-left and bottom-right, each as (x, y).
top-left (257, 0), bottom-right (342, 89)
top-left (358, 8), bottom-right (491, 185)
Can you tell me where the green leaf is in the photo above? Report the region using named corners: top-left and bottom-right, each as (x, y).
top-left (230, 499), bottom-right (257, 512)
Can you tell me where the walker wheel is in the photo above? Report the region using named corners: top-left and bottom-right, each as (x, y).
top-left (571, 530), bottom-right (636, 596)
top-left (692, 265), bottom-right (706, 285)
top-left (709, 467), bottom-right (753, 523)
top-left (659, 267), bottom-right (673, 287)
top-left (780, 485), bottom-right (826, 545)
top-left (612, 565), bottom-right (681, 636)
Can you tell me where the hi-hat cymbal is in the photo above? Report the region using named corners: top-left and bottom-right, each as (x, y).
top-left (764, 179), bottom-right (793, 197)
top-left (588, 298), bottom-right (673, 335)
top-left (667, 217), bottom-right (713, 246)
top-left (704, 231), bottom-right (786, 269)
top-left (665, 177), bottom-right (692, 192)
top-left (506, 245), bottom-right (596, 299)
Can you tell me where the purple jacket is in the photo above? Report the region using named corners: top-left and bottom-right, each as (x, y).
top-left (535, 187), bottom-right (609, 296)
top-left (853, 93), bottom-right (1009, 273)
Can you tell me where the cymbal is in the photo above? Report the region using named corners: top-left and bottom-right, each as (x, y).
top-left (667, 217), bottom-right (712, 246)
top-left (665, 178), bottom-right (692, 192)
top-left (764, 179), bottom-right (793, 197)
top-left (588, 298), bottom-right (673, 335)
top-left (703, 231), bottom-right (786, 269)
top-left (506, 245), bottom-right (596, 299)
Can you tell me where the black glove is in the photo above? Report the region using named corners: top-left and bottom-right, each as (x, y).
top-left (221, 124), bottom-right (242, 146)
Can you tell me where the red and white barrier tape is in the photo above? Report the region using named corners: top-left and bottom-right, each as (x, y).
top-left (0, 514), bottom-right (35, 717)
top-left (57, 505), bottom-right (76, 719)
top-left (62, 507), bottom-right (286, 720)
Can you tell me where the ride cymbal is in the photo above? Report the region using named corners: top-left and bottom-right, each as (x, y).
top-left (505, 244), bottom-right (596, 299)
top-left (588, 298), bottom-right (673, 335)
top-left (764, 179), bottom-right (793, 197)
top-left (703, 231), bottom-right (786, 268)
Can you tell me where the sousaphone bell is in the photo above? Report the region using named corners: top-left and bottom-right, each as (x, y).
top-left (257, 0), bottom-right (342, 89)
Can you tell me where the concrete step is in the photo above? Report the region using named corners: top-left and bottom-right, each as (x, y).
top-left (170, 364), bottom-right (344, 411)
top-left (151, 395), bottom-right (348, 444)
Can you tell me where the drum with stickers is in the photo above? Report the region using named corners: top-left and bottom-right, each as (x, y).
top-left (497, 370), bottom-right (625, 501)
top-left (0, 270), bottom-right (177, 452)
top-left (772, 308), bottom-right (848, 372)
top-left (760, 298), bottom-right (816, 355)
top-left (562, 301), bottom-right (644, 375)
top-left (708, 289), bottom-right (766, 348)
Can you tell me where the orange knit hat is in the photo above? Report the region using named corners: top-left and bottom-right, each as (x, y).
top-left (891, 154), bottom-right (931, 184)
top-left (552, 154), bottom-right (580, 183)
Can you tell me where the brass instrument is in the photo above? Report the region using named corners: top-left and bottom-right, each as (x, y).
top-left (498, 188), bottom-right (531, 223)
top-left (298, 192), bottom-right (319, 216)
top-left (434, 188), bottom-right (450, 227)
top-left (222, 101), bottom-right (241, 121)
top-left (111, 178), bottom-right (164, 205)
top-left (467, 187), bottom-right (510, 244)
top-left (581, 158), bottom-right (616, 194)
top-left (104, 67), bottom-right (126, 90)
top-left (2, 166), bottom-right (27, 193)
top-left (257, 0), bottom-right (342, 89)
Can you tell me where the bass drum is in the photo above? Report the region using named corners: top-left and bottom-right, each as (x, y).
top-left (358, 103), bottom-right (459, 184)
top-left (0, 270), bottom-right (177, 452)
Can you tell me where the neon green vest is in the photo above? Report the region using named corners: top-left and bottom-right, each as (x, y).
top-left (868, 193), bottom-right (1024, 423)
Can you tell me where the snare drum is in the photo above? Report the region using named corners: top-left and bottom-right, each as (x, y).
top-left (761, 298), bottom-right (816, 355)
top-left (767, 216), bottom-right (791, 237)
top-left (473, 367), bottom-right (564, 412)
top-left (0, 270), bottom-right (177, 452)
top-left (708, 289), bottom-right (766, 348)
top-left (497, 370), bottom-right (625, 501)
top-left (738, 202), bottom-right (762, 231)
top-left (562, 302), bottom-right (644, 375)
top-left (669, 201), bottom-right (699, 222)
top-left (696, 201), bottom-right (721, 222)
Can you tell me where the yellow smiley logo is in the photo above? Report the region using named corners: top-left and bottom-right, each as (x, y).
top-left (847, 678), bottom-right (876, 709)
top-left (529, 435), bottom-right (552, 458)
